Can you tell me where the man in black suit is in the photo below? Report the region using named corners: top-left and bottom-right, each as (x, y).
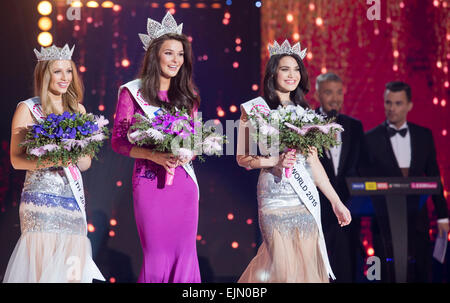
top-left (365, 81), bottom-right (449, 282)
top-left (315, 72), bottom-right (366, 283)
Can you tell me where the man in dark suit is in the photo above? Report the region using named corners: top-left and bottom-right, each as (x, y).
top-left (365, 81), bottom-right (449, 282)
top-left (315, 72), bottom-right (366, 283)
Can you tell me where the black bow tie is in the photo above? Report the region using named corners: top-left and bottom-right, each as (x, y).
top-left (387, 127), bottom-right (408, 138)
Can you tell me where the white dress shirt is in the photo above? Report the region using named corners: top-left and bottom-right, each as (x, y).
top-left (387, 121), bottom-right (411, 169)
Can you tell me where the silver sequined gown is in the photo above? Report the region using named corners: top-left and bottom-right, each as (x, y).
top-left (3, 168), bottom-right (104, 282)
top-left (238, 155), bottom-right (328, 283)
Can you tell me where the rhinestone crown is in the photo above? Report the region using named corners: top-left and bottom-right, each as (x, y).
top-left (139, 12), bottom-right (183, 51)
top-left (268, 39), bottom-right (307, 59)
top-left (34, 44), bottom-right (75, 61)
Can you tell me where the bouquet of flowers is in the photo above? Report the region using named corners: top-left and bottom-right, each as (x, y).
top-left (128, 107), bottom-right (226, 185)
top-left (247, 104), bottom-right (343, 177)
top-left (21, 111), bottom-right (110, 167)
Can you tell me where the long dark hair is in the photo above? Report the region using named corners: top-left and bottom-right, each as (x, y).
top-left (139, 33), bottom-right (200, 113)
top-left (263, 54), bottom-right (310, 110)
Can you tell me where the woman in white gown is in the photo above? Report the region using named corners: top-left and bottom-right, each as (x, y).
top-left (237, 40), bottom-right (351, 283)
top-left (3, 45), bottom-right (104, 283)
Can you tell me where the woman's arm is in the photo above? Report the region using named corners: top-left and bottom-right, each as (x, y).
top-left (10, 103), bottom-right (66, 170)
top-left (306, 147), bottom-right (352, 226)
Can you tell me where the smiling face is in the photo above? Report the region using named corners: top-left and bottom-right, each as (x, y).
top-left (316, 80), bottom-right (344, 114)
top-left (275, 56), bottom-right (301, 93)
top-left (48, 60), bottom-right (73, 96)
top-left (158, 39), bottom-right (185, 79)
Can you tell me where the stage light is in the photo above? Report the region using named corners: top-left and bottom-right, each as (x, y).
top-left (109, 277), bottom-right (116, 283)
top-left (116, 180), bottom-right (123, 187)
top-left (87, 17), bottom-right (93, 23)
top-left (233, 62), bottom-right (239, 69)
top-left (444, 66), bottom-right (448, 74)
top-left (74, 25), bottom-right (81, 31)
top-left (442, 129), bottom-right (447, 136)
top-left (437, 61), bottom-right (442, 68)
top-left (188, 36), bottom-right (193, 42)
top-left (399, 2), bottom-right (405, 8)
top-left (169, 8), bottom-right (176, 15)
top-left (151, 3), bottom-right (159, 8)
top-left (165, 2), bottom-right (175, 9)
top-left (316, 17), bottom-right (323, 26)
top-left (87, 1), bottom-right (99, 8)
top-left (309, 2), bottom-right (315, 11)
top-left (321, 66), bottom-right (327, 74)
top-left (286, 13), bottom-right (294, 23)
top-left (224, 12), bottom-right (231, 19)
top-left (246, 219), bottom-right (253, 225)
top-left (292, 32), bottom-right (300, 41)
top-left (441, 99), bottom-right (447, 107)
top-left (226, 0), bottom-right (232, 5)
top-left (110, 219), bottom-right (118, 226)
top-left (444, 1), bottom-right (448, 8)
top-left (217, 107), bottom-right (225, 117)
top-left (37, 1), bottom-right (52, 15)
top-left (386, 17), bottom-right (391, 24)
top-left (180, 3), bottom-right (190, 8)
top-left (252, 84), bottom-right (259, 91)
top-left (393, 64), bottom-right (398, 71)
top-left (98, 104), bottom-right (105, 111)
top-left (196, 235), bottom-right (202, 241)
top-left (447, 34), bottom-right (450, 41)
top-left (251, 242), bottom-right (256, 248)
top-left (255, 1), bottom-right (262, 8)
top-left (362, 239), bottom-right (368, 246)
top-left (57, 14), bottom-right (64, 21)
top-left (102, 1), bottom-right (114, 8)
top-left (227, 213), bottom-right (234, 220)
top-left (307, 52), bottom-right (313, 60)
top-left (202, 55), bottom-right (208, 61)
top-left (196, 3), bottom-right (206, 8)
top-left (231, 241), bottom-right (239, 249)
top-left (235, 46), bottom-right (242, 52)
top-left (230, 105), bottom-right (237, 113)
top-left (37, 32), bottom-right (53, 47)
top-left (211, 3), bottom-right (221, 9)
top-left (113, 4), bottom-right (121, 11)
top-left (214, 119), bottom-right (220, 125)
top-left (445, 81), bottom-right (449, 88)
top-left (235, 38), bottom-right (242, 44)
top-left (71, 1), bottom-right (83, 8)
top-left (38, 17), bottom-right (52, 31)
top-left (121, 59), bottom-right (130, 68)
top-left (367, 247), bottom-right (375, 256)
top-left (88, 223), bottom-right (95, 233)
top-left (433, 97), bottom-right (439, 105)
top-left (223, 18), bottom-right (230, 25)
top-left (393, 50), bottom-right (399, 58)
top-left (433, 0), bottom-right (439, 7)
top-left (109, 230), bottom-right (116, 237)
top-left (79, 66), bottom-right (86, 73)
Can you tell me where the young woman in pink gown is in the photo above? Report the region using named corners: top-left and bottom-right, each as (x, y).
top-left (111, 14), bottom-right (201, 283)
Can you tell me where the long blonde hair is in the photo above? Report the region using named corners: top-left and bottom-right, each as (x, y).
top-left (33, 59), bottom-right (84, 115)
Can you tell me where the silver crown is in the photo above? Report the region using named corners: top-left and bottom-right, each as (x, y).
top-left (139, 12), bottom-right (183, 51)
top-left (268, 39), bottom-right (307, 59)
top-left (33, 44), bottom-right (75, 61)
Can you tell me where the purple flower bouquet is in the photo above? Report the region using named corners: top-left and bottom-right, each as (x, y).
top-left (21, 111), bottom-right (110, 167)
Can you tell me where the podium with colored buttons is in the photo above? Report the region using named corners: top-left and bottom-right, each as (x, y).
top-left (346, 177), bottom-right (442, 283)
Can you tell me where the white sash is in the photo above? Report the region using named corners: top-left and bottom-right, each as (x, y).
top-left (21, 97), bottom-right (88, 235)
top-left (119, 79), bottom-right (200, 199)
top-left (241, 97), bottom-right (335, 279)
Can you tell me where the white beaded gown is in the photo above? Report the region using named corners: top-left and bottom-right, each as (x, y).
top-left (2, 167), bottom-right (104, 283)
top-left (237, 117), bottom-right (329, 283)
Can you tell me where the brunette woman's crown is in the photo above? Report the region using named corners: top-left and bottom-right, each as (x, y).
top-left (139, 12), bottom-right (183, 51)
top-left (33, 44), bottom-right (75, 61)
top-left (268, 39), bottom-right (307, 59)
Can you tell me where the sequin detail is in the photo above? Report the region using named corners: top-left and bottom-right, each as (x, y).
top-left (20, 192), bottom-right (85, 235)
top-left (23, 168), bottom-right (73, 198)
top-left (259, 205), bottom-right (317, 241)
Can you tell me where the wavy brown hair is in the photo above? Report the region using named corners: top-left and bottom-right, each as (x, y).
top-left (263, 54), bottom-right (310, 110)
top-left (34, 59), bottom-right (84, 115)
top-left (139, 33), bottom-right (200, 114)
